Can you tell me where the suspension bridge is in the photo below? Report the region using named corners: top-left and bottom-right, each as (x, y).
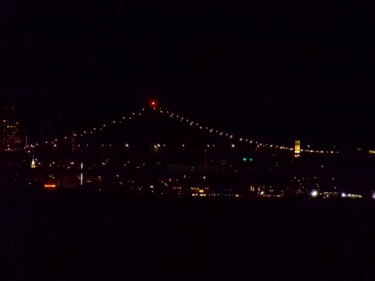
top-left (12, 99), bottom-right (365, 197)
top-left (25, 99), bottom-right (339, 155)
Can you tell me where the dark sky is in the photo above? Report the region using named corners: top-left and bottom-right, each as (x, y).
top-left (1, 1), bottom-right (375, 147)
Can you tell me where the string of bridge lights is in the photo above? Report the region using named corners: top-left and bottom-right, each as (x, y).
top-left (154, 105), bottom-right (339, 155)
top-left (26, 100), bottom-right (339, 154)
top-left (25, 108), bottom-right (147, 148)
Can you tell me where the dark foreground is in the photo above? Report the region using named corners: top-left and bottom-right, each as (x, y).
top-left (0, 189), bottom-right (374, 280)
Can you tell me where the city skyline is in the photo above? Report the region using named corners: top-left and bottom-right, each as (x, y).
top-left (1, 98), bottom-right (375, 151)
top-left (0, 2), bottom-right (373, 278)
top-left (0, 102), bottom-right (372, 197)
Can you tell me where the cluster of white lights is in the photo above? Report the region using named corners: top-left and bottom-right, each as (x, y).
top-left (310, 190), bottom-right (319, 197)
top-left (341, 192), bottom-right (362, 199)
top-left (156, 106), bottom-right (339, 155)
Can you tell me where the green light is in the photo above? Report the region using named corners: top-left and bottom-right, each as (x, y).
top-left (242, 157), bottom-right (247, 162)
top-left (249, 158), bottom-right (253, 162)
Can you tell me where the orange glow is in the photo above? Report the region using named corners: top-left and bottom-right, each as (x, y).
top-left (44, 183), bottom-right (57, 190)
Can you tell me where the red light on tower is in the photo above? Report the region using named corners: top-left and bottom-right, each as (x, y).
top-left (149, 99), bottom-right (158, 109)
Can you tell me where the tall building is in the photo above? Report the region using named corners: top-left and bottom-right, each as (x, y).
top-left (294, 139), bottom-right (301, 158)
top-left (0, 106), bottom-right (22, 151)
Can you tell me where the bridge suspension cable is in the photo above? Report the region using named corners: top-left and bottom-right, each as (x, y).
top-left (26, 102), bottom-right (339, 155)
top-left (25, 108), bottom-right (146, 148)
top-left (155, 106), bottom-right (339, 155)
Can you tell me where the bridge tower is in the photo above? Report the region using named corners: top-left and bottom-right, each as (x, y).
top-left (71, 133), bottom-right (76, 153)
top-left (147, 99), bottom-right (161, 184)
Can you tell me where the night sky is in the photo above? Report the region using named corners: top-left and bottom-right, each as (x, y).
top-left (1, 1), bottom-right (375, 148)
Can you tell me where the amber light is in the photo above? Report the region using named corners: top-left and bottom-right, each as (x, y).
top-left (44, 183), bottom-right (57, 190)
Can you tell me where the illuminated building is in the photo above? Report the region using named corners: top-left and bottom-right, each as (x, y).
top-left (0, 106), bottom-right (22, 151)
top-left (294, 140), bottom-right (301, 158)
top-left (31, 158), bottom-right (37, 168)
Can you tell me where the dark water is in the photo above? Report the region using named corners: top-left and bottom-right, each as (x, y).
top-left (0, 190), bottom-right (373, 280)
